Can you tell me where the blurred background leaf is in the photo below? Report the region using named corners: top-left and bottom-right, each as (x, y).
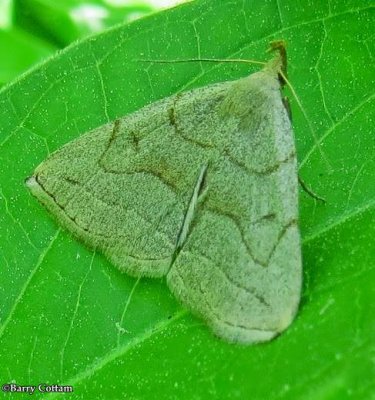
top-left (0, 0), bottom-right (185, 86)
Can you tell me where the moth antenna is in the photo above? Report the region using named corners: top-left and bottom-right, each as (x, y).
top-left (266, 40), bottom-right (332, 171)
top-left (279, 70), bottom-right (332, 171)
top-left (135, 58), bottom-right (266, 67)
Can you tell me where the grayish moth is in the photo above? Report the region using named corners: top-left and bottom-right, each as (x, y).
top-left (26, 42), bottom-right (302, 344)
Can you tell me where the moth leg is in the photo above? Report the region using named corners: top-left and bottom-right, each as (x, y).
top-left (169, 164), bottom-right (209, 271)
top-left (298, 176), bottom-right (326, 203)
top-left (282, 96), bottom-right (292, 121)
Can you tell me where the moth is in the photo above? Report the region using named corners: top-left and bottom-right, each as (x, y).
top-left (26, 42), bottom-right (301, 344)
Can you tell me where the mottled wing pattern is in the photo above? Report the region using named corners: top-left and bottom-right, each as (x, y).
top-left (166, 66), bottom-right (301, 343)
top-left (27, 60), bottom-right (301, 344)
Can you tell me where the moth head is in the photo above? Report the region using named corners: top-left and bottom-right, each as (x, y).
top-left (220, 67), bottom-right (281, 122)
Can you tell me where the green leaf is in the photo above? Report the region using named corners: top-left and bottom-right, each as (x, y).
top-left (0, 1), bottom-right (374, 398)
top-left (0, 28), bottom-right (55, 86)
top-left (15, 0), bottom-right (157, 46)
